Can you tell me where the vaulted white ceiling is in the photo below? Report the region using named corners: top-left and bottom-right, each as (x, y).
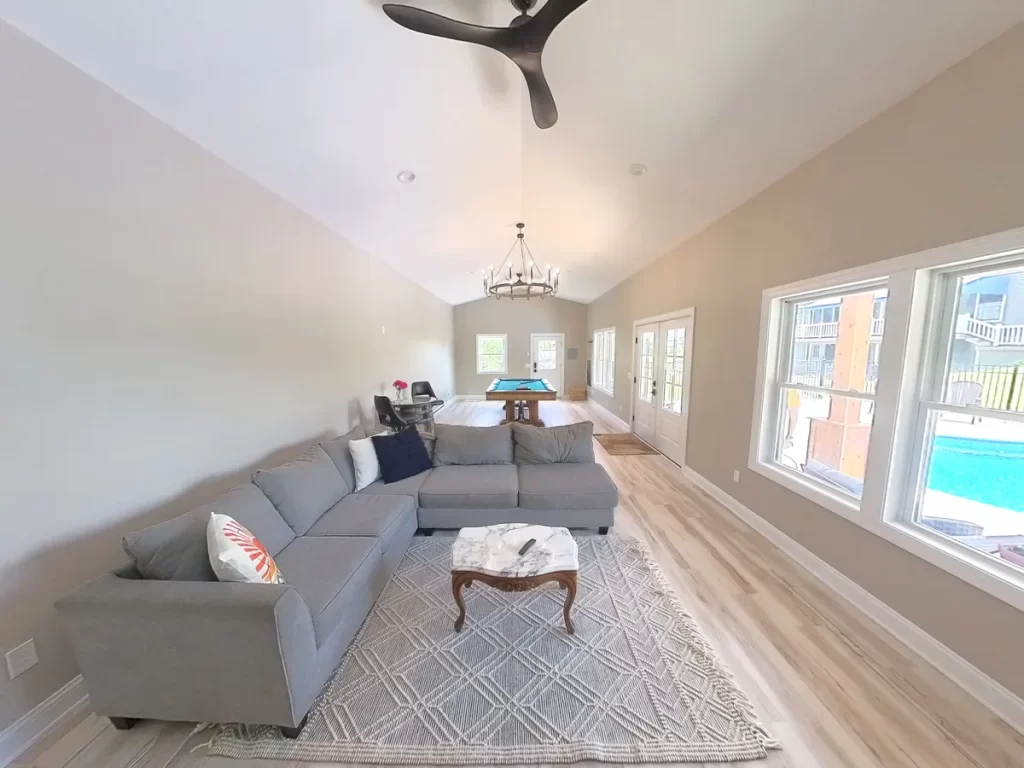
top-left (2, 1), bottom-right (1021, 304)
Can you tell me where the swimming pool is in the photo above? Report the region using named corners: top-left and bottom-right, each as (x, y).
top-left (927, 436), bottom-right (1024, 512)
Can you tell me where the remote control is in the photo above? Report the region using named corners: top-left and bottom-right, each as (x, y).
top-left (518, 538), bottom-right (537, 555)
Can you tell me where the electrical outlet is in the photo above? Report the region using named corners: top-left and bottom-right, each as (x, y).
top-left (733, 470), bottom-right (741, 484)
top-left (6, 638), bottom-right (38, 679)
top-left (381, 325), bottom-right (386, 335)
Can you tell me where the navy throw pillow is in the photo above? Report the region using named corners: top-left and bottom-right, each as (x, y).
top-left (372, 428), bottom-right (432, 484)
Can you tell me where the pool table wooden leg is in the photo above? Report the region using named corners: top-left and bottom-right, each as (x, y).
top-left (503, 400), bottom-right (516, 424)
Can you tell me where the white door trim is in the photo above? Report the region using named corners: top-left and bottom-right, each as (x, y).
top-left (628, 308), bottom-right (695, 435)
top-left (529, 332), bottom-right (566, 397)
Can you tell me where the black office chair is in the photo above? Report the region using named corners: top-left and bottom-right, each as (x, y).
top-left (410, 380), bottom-right (444, 407)
top-left (373, 395), bottom-right (409, 433)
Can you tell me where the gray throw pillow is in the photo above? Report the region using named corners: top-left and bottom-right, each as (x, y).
top-left (433, 424), bottom-right (513, 466)
top-left (512, 421), bottom-right (595, 464)
top-left (318, 425), bottom-right (365, 494)
top-left (195, 482), bottom-right (295, 556)
top-left (252, 445), bottom-right (347, 535)
top-left (122, 511), bottom-right (216, 582)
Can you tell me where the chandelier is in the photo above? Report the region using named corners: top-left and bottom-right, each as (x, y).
top-left (482, 223), bottom-right (559, 299)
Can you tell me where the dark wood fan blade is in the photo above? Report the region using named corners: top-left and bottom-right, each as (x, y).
top-left (381, 4), bottom-right (508, 48)
top-left (516, 57), bottom-right (557, 129)
top-left (524, 0), bottom-right (591, 47)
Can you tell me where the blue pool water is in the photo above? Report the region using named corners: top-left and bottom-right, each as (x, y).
top-left (927, 436), bottom-right (1024, 512)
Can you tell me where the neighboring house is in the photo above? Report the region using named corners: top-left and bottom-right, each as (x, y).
top-left (953, 271), bottom-right (1024, 367)
top-left (792, 294), bottom-right (886, 392)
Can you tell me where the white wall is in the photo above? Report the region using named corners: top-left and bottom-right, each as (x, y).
top-left (453, 297), bottom-right (588, 395)
top-left (0, 21), bottom-right (454, 732)
top-left (586, 23), bottom-right (1024, 697)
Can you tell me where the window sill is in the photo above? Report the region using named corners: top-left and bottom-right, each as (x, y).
top-left (749, 458), bottom-right (1024, 613)
top-left (880, 520), bottom-right (1024, 614)
top-left (747, 459), bottom-right (862, 524)
top-left (591, 385), bottom-right (614, 397)
top-left (477, 370), bottom-right (507, 376)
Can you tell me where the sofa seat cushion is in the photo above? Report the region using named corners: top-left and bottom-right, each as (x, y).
top-left (275, 536), bottom-right (381, 645)
top-left (306, 495), bottom-right (416, 554)
top-left (418, 465), bottom-right (518, 509)
top-left (518, 464), bottom-right (618, 510)
top-left (357, 469), bottom-right (432, 498)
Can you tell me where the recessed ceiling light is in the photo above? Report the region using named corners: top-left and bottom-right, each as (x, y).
top-left (629, 163), bottom-right (647, 176)
top-left (397, 170), bottom-right (416, 183)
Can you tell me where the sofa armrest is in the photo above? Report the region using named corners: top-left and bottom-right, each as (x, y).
top-left (55, 572), bottom-right (317, 728)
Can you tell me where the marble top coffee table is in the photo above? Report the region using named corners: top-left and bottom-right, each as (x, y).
top-left (451, 524), bottom-right (579, 634)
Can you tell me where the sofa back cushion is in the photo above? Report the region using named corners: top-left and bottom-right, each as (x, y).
top-left (198, 482), bottom-right (296, 556)
top-left (318, 425), bottom-right (365, 494)
top-left (122, 511), bottom-right (217, 582)
top-left (433, 424), bottom-right (513, 466)
top-left (372, 428), bottom-right (433, 483)
top-left (252, 445), bottom-right (347, 535)
top-left (512, 421), bottom-right (595, 465)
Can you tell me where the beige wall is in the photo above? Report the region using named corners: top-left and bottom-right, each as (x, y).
top-left (453, 296), bottom-right (588, 395)
top-left (0, 22), bottom-right (453, 732)
top-left (587, 23), bottom-right (1024, 696)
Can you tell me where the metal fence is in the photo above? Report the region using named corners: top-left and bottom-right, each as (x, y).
top-left (949, 364), bottom-right (1024, 413)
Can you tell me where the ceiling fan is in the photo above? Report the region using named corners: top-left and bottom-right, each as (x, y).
top-left (382, 0), bottom-right (591, 129)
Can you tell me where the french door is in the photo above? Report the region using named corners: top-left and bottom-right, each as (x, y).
top-left (530, 333), bottom-right (564, 395)
top-left (633, 313), bottom-right (693, 465)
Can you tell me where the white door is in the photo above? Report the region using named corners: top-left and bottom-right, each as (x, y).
top-left (654, 318), bottom-right (691, 465)
top-left (531, 333), bottom-right (564, 394)
top-left (633, 325), bottom-right (658, 444)
top-left (632, 314), bottom-right (693, 466)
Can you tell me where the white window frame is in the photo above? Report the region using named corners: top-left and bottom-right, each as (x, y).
top-left (475, 333), bottom-right (508, 375)
top-left (592, 328), bottom-right (616, 395)
top-left (750, 278), bottom-right (888, 516)
top-left (749, 226), bottom-right (1024, 613)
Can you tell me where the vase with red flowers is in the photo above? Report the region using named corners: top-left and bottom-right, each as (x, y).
top-left (393, 379), bottom-right (408, 401)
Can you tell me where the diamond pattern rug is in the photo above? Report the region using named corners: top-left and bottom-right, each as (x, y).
top-left (211, 535), bottom-right (780, 763)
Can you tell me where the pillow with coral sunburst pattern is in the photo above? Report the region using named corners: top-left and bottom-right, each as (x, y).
top-left (207, 513), bottom-right (285, 585)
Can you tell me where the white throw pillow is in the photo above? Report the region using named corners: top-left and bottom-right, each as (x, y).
top-left (349, 434), bottom-right (382, 491)
top-left (207, 513), bottom-right (285, 584)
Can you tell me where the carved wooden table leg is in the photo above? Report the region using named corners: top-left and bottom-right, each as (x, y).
top-left (451, 569), bottom-right (578, 634)
top-left (452, 572), bottom-right (471, 632)
top-left (556, 572), bottom-right (577, 634)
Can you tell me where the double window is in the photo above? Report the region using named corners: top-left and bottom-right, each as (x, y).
top-left (476, 334), bottom-right (507, 374)
top-left (751, 228), bottom-right (1024, 610)
top-left (593, 328), bottom-right (616, 394)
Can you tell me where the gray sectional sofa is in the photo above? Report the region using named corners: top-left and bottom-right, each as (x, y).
top-left (56, 421), bottom-right (617, 737)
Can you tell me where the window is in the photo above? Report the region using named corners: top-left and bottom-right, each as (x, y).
top-left (593, 328), bottom-right (616, 394)
top-left (476, 334), bottom-right (507, 374)
top-left (662, 327), bottom-right (686, 413)
top-left (750, 226), bottom-right (1024, 612)
top-left (637, 330), bottom-right (656, 402)
top-left (766, 285), bottom-right (889, 502)
top-left (901, 262), bottom-right (1024, 573)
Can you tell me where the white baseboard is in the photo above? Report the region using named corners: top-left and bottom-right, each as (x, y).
top-left (0, 675), bottom-right (90, 766)
top-left (585, 398), bottom-right (631, 432)
top-left (681, 467), bottom-right (1024, 736)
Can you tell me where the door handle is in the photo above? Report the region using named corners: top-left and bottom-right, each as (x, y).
top-left (533, 362), bottom-right (537, 373)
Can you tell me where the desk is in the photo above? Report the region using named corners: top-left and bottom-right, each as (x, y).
top-left (391, 396), bottom-right (442, 433)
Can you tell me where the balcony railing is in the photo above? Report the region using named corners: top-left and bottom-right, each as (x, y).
top-left (871, 318), bottom-right (885, 336)
top-left (795, 321), bottom-right (839, 339)
top-left (957, 314), bottom-right (1024, 346)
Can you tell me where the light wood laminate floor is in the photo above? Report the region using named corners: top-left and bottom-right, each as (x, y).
top-left (17, 399), bottom-right (1023, 768)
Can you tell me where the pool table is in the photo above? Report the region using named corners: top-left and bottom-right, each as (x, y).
top-left (486, 378), bottom-right (557, 426)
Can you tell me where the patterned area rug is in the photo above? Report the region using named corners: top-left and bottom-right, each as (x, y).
top-left (594, 433), bottom-right (660, 455)
top-left (211, 536), bottom-right (780, 764)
